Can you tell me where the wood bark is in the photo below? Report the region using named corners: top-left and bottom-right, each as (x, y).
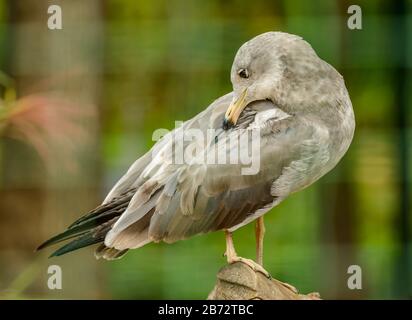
top-left (208, 262), bottom-right (321, 300)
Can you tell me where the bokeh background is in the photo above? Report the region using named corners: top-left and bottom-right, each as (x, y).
top-left (0, 0), bottom-right (411, 299)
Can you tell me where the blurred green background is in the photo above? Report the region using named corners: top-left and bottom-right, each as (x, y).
top-left (0, 0), bottom-right (411, 299)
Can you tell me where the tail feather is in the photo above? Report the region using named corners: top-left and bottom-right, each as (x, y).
top-left (94, 243), bottom-right (128, 260)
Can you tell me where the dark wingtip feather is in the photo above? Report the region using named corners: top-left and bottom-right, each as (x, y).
top-left (37, 210), bottom-right (122, 252)
top-left (36, 230), bottom-right (87, 251)
top-left (36, 235), bottom-right (68, 251)
top-left (68, 188), bottom-right (136, 228)
top-left (37, 189), bottom-right (134, 256)
top-left (48, 233), bottom-right (104, 258)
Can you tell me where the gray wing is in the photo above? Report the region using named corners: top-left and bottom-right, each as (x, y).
top-left (102, 93), bottom-right (234, 204)
top-left (104, 97), bottom-right (330, 250)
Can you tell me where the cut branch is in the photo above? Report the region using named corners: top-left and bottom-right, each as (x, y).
top-left (208, 262), bottom-right (321, 300)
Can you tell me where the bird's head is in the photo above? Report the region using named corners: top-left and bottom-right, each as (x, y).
top-left (223, 32), bottom-right (331, 129)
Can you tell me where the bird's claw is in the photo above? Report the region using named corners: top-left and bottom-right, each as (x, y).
top-left (227, 256), bottom-right (271, 279)
top-left (276, 280), bottom-right (299, 294)
top-left (225, 254), bottom-right (299, 292)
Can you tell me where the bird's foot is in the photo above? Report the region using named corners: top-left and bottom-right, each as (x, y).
top-left (226, 255), bottom-right (271, 279)
top-left (276, 280), bottom-right (299, 294)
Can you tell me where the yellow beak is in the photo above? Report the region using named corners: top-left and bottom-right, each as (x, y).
top-left (223, 89), bottom-right (248, 129)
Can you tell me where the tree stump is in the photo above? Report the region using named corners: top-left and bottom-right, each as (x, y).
top-left (208, 262), bottom-right (321, 300)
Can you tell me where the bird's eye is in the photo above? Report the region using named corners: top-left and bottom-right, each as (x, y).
top-left (238, 68), bottom-right (249, 79)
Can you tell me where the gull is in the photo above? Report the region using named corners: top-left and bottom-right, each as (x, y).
top-left (37, 32), bottom-right (355, 282)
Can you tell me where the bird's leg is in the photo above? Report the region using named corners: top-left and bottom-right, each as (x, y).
top-left (254, 219), bottom-right (299, 294)
top-left (255, 216), bottom-right (265, 266)
top-left (224, 230), bottom-right (271, 278)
